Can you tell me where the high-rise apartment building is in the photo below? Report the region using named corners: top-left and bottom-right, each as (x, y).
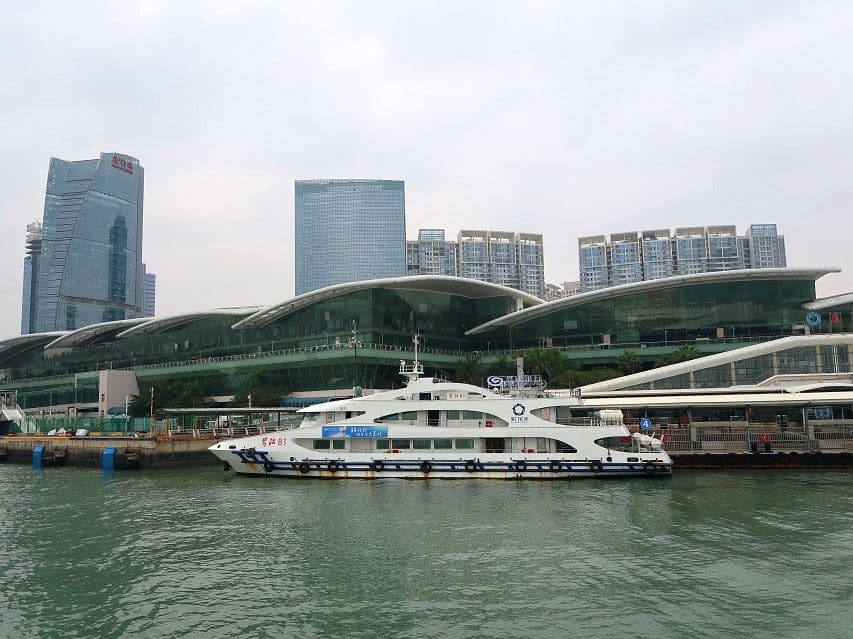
top-left (21, 153), bottom-right (145, 333)
top-left (406, 228), bottom-right (545, 298)
top-left (457, 230), bottom-right (545, 298)
top-left (745, 224), bottom-right (786, 268)
top-left (578, 224), bottom-right (786, 292)
top-left (295, 179), bottom-right (406, 295)
top-left (577, 235), bottom-right (610, 292)
top-left (544, 280), bottom-right (581, 301)
top-left (142, 263), bottom-right (156, 317)
top-left (641, 229), bottom-right (675, 280)
top-left (407, 229), bottom-right (457, 277)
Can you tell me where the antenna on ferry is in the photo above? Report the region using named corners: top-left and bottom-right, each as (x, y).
top-left (399, 332), bottom-right (424, 386)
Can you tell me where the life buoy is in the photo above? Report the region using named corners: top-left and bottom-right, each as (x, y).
top-left (465, 459), bottom-right (476, 472)
top-left (328, 461), bottom-right (338, 473)
top-left (421, 460), bottom-right (432, 473)
top-left (263, 461), bottom-right (274, 474)
top-left (550, 460), bottom-right (561, 472)
top-left (590, 460), bottom-right (603, 473)
top-left (759, 433), bottom-right (770, 444)
top-left (298, 462), bottom-right (310, 474)
top-left (373, 460), bottom-right (384, 471)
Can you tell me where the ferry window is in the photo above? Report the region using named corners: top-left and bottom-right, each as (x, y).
top-left (433, 439), bottom-right (452, 449)
top-left (413, 439), bottom-right (431, 450)
top-left (454, 439), bottom-right (474, 449)
top-left (302, 413), bottom-right (319, 422)
top-left (332, 440), bottom-right (346, 450)
top-left (462, 411), bottom-right (481, 420)
top-left (375, 439), bottom-right (390, 450)
top-left (446, 410), bottom-right (460, 420)
top-left (401, 411), bottom-right (418, 421)
top-left (555, 440), bottom-right (577, 453)
top-left (392, 439), bottom-right (411, 449)
top-left (313, 440), bottom-right (331, 450)
top-left (380, 413), bottom-right (400, 422)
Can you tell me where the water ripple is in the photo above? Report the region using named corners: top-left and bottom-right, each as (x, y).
top-left (0, 467), bottom-right (850, 638)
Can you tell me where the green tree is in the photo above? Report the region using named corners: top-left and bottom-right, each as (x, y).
top-left (616, 350), bottom-right (642, 375)
top-left (454, 354), bottom-right (484, 385)
top-left (655, 345), bottom-right (702, 367)
top-left (486, 354), bottom-right (516, 377)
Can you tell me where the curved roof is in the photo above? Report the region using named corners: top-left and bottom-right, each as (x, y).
top-left (116, 307), bottom-right (263, 338)
top-left (466, 267), bottom-right (839, 336)
top-left (0, 332), bottom-right (68, 366)
top-left (580, 333), bottom-right (853, 393)
top-left (233, 275), bottom-right (544, 330)
top-left (804, 291), bottom-right (853, 311)
top-left (43, 318), bottom-right (150, 351)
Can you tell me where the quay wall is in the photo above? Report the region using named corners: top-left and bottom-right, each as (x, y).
top-left (671, 451), bottom-right (853, 469)
top-left (0, 436), bottom-right (218, 469)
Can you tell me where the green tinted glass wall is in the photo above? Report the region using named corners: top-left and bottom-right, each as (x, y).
top-left (486, 279), bottom-right (816, 348)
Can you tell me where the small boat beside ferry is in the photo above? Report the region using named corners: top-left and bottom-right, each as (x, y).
top-left (209, 343), bottom-right (672, 479)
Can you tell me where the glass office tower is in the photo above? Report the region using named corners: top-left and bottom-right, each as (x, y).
top-left (295, 179), bottom-right (406, 295)
top-left (23, 153), bottom-right (144, 333)
top-left (142, 263), bottom-right (156, 317)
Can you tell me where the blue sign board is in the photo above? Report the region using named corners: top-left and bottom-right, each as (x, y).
top-left (639, 418), bottom-right (652, 430)
top-left (322, 425), bottom-right (389, 439)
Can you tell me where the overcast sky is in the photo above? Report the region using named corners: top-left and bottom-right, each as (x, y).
top-left (2, 0), bottom-right (853, 338)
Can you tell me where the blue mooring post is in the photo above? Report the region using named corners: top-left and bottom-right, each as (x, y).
top-left (102, 447), bottom-right (117, 471)
top-left (33, 445), bottom-right (45, 468)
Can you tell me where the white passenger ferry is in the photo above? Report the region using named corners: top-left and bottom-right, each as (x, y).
top-left (209, 348), bottom-right (672, 479)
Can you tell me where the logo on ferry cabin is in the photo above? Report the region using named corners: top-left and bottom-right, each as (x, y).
top-left (487, 376), bottom-right (504, 388)
top-left (511, 403), bottom-right (529, 423)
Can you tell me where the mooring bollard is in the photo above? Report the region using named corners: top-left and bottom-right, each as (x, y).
top-left (102, 447), bottom-right (117, 471)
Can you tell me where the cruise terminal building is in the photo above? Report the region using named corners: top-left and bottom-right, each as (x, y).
top-left (0, 268), bottom-right (851, 422)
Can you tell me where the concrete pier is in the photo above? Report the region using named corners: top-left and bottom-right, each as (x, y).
top-left (0, 435), bottom-right (217, 469)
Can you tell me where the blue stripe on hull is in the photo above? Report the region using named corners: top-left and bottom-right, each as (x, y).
top-left (230, 454), bottom-right (671, 478)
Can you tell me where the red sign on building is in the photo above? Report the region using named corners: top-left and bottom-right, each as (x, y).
top-left (111, 155), bottom-right (134, 174)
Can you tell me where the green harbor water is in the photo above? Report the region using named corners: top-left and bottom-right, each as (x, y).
top-left (0, 466), bottom-right (851, 639)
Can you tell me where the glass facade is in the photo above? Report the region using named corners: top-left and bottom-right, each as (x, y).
top-left (295, 180), bottom-right (406, 295)
top-left (2, 288), bottom-right (519, 393)
top-left (481, 279), bottom-right (818, 349)
top-left (26, 153), bottom-right (144, 332)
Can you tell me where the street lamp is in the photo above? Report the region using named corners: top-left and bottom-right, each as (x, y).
top-left (125, 394), bottom-right (131, 434)
top-left (350, 320), bottom-right (362, 395)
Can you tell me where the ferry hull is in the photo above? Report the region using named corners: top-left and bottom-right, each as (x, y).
top-left (213, 451), bottom-right (672, 480)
